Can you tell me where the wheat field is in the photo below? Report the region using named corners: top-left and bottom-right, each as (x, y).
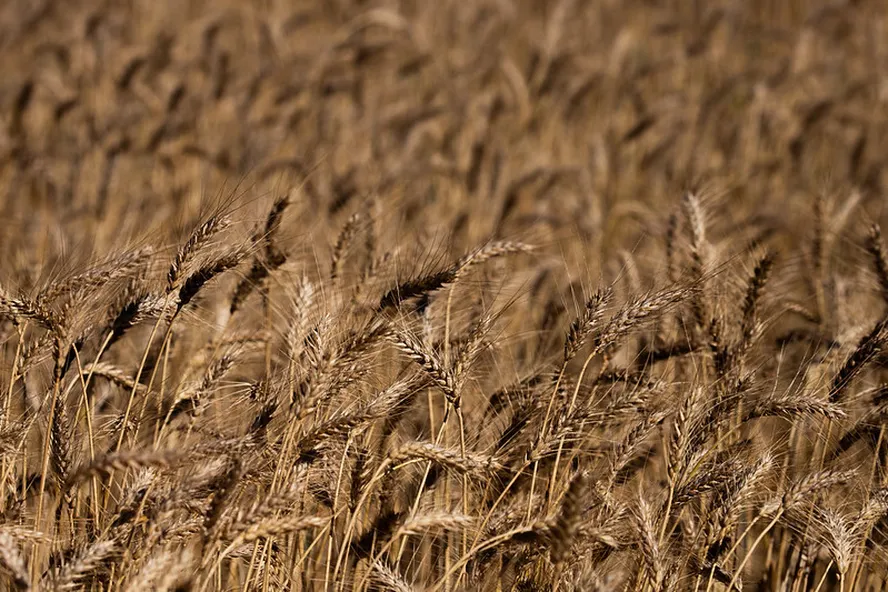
top-left (2, 0), bottom-right (888, 590)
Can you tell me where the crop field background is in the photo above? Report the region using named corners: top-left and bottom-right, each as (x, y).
top-left (2, 0), bottom-right (888, 590)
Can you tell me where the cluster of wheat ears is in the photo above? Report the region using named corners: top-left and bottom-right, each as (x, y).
top-left (2, 0), bottom-right (888, 590)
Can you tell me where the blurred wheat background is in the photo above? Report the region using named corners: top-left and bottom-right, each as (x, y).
top-left (2, 0), bottom-right (888, 590)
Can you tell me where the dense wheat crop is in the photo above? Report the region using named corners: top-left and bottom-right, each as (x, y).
top-left (2, 0), bottom-right (888, 590)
